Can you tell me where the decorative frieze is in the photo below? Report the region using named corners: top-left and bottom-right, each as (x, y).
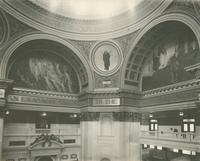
top-left (80, 112), bottom-right (141, 122)
top-left (7, 95), bottom-right (79, 107)
top-left (69, 40), bottom-right (95, 59)
top-left (93, 98), bottom-right (120, 106)
top-left (114, 31), bottom-right (138, 56)
top-left (113, 112), bottom-right (141, 122)
top-left (80, 112), bottom-right (100, 121)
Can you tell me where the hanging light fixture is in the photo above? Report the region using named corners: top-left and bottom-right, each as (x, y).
top-left (179, 111), bottom-right (184, 116)
top-left (149, 113), bottom-right (153, 118)
top-left (5, 110), bottom-right (10, 115)
top-left (41, 112), bottom-right (47, 117)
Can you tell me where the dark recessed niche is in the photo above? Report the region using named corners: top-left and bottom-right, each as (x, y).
top-left (64, 139), bottom-right (76, 144)
top-left (9, 141), bottom-right (25, 146)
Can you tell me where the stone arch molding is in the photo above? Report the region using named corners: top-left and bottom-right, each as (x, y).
top-left (0, 10), bottom-right (10, 47)
top-left (120, 12), bottom-right (200, 89)
top-left (0, 33), bottom-right (94, 90)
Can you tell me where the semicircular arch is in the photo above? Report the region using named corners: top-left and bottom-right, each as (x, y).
top-left (0, 33), bottom-right (94, 91)
top-left (121, 12), bottom-right (200, 90)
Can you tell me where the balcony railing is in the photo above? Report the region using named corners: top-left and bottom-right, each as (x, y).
top-left (140, 130), bottom-right (200, 143)
top-left (3, 128), bottom-right (80, 148)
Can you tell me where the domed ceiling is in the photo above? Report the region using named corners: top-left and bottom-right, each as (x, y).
top-left (0, 0), bottom-right (172, 40)
top-left (28, 0), bottom-right (143, 20)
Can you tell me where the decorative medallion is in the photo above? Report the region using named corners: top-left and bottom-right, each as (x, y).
top-left (90, 41), bottom-right (123, 76)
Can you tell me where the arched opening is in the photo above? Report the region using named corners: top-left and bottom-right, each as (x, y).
top-left (124, 20), bottom-right (200, 91)
top-left (37, 156), bottom-right (53, 161)
top-left (101, 158), bottom-right (111, 161)
top-left (6, 39), bottom-right (89, 94)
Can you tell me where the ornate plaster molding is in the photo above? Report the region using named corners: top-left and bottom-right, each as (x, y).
top-left (140, 101), bottom-right (197, 112)
top-left (90, 40), bottom-right (123, 76)
top-left (143, 79), bottom-right (200, 97)
top-left (0, 0), bottom-right (172, 40)
top-left (0, 9), bottom-right (9, 48)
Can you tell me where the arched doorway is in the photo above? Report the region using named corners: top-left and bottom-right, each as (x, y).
top-left (37, 156), bottom-right (53, 161)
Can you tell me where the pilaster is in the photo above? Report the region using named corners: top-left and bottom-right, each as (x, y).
top-left (0, 79), bottom-right (13, 160)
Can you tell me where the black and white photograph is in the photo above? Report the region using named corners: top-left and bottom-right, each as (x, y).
top-left (0, 0), bottom-right (200, 161)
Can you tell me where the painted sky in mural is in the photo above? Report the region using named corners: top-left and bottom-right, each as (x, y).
top-left (8, 52), bottom-right (80, 93)
top-left (142, 30), bottom-right (200, 91)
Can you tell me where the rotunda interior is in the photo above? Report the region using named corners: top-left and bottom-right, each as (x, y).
top-left (0, 1), bottom-right (200, 161)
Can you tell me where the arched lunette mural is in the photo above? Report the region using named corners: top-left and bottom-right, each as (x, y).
top-left (8, 50), bottom-right (80, 93)
top-left (142, 26), bottom-right (199, 90)
top-left (121, 13), bottom-right (200, 91)
top-left (0, 33), bottom-right (94, 92)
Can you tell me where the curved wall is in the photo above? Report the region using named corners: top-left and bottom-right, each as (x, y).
top-left (0, 33), bottom-right (94, 92)
top-left (121, 12), bottom-right (200, 91)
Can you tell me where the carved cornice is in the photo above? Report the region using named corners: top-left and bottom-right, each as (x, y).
top-left (11, 88), bottom-right (78, 99)
top-left (140, 101), bottom-right (197, 112)
top-left (143, 79), bottom-right (200, 97)
top-left (2, 78), bottom-right (200, 113)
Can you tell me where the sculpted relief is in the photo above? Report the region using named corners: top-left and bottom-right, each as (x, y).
top-left (8, 52), bottom-right (80, 93)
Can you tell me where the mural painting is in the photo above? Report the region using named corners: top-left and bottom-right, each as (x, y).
top-left (8, 52), bottom-right (80, 93)
top-left (142, 30), bottom-right (200, 91)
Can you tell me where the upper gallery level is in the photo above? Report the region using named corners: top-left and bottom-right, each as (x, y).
top-left (0, 0), bottom-right (199, 113)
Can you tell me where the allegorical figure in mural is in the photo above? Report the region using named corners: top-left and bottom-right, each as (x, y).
top-left (168, 48), bottom-right (179, 83)
top-left (103, 50), bottom-right (110, 70)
